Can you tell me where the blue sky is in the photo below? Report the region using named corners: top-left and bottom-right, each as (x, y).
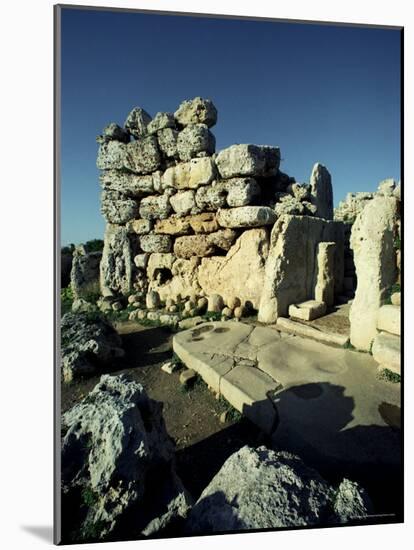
top-left (60, 7), bottom-right (401, 245)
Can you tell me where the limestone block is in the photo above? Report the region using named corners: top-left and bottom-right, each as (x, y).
top-left (377, 305), bottom-right (400, 336)
top-left (154, 217), bottom-right (192, 235)
top-left (372, 332), bottom-right (400, 374)
top-left (124, 106), bottom-right (152, 138)
top-left (207, 294), bottom-right (224, 313)
top-left (225, 178), bottom-right (261, 207)
top-left (195, 183), bottom-right (227, 211)
top-left (188, 212), bottom-right (220, 234)
top-left (70, 247), bottom-right (101, 299)
top-left (157, 128), bottom-right (179, 158)
top-left (215, 144), bottom-right (280, 179)
top-left (100, 123), bottom-right (130, 143)
top-left (134, 253), bottom-right (149, 269)
top-left (310, 163), bottom-right (333, 220)
top-left (198, 229), bottom-right (270, 310)
top-left (146, 290), bottom-right (160, 310)
top-left (139, 194), bottom-right (172, 220)
top-left (140, 234), bottom-right (172, 253)
top-left (124, 135), bottom-right (161, 174)
top-left (174, 97), bottom-right (218, 128)
top-left (147, 253), bottom-right (175, 280)
top-left (349, 196), bottom-right (398, 350)
top-left (314, 242), bottom-right (336, 307)
top-left (258, 215), bottom-right (344, 323)
top-left (126, 219), bottom-right (153, 235)
top-left (177, 124), bottom-right (215, 161)
top-left (288, 300), bottom-right (327, 321)
top-left (100, 224), bottom-right (133, 297)
top-left (147, 112), bottom-right (175, 134)
top-left (217, 206), bottom-right (276, 228)
top-left (170, 190), bottom-right (196, 216)
top-left (100, 170), bottom-right (154, 197)
top-left (275, 318), bottom-right (349, 347)
top-left (100, 191), bottom-right (139, 224)
top-left (96, 140), bottom-right (126, 170)
top-left (174, 235), bottom-right (216, 259)
top-left (207, 228), bottom-right (238, 251)
top-left (162, 157), bottom-right (216, 190)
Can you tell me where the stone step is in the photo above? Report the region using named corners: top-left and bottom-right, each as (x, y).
top-left (377, 304), bottom-right (400, 336)
top-left (288, 300), bottom-right (326, 321)
top-left (275, 317), bottom-right (349, 347)
top-left (372, 331), bottom-right (400, 374)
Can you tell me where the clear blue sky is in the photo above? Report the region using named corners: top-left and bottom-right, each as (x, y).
top-left (60, 7), bottom-right (401, 245)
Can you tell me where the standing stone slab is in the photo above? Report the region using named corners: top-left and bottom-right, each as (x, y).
top-left (349, 196), bottom-right (398, 350)
top-left (100, 224), bottom-right (133, 297)
top-left (174, 97), bottom-right (218, 128)
top-left (258, 215), bottom-right (343, 323)
top-left (314, 242), bottom-right (336, 307)
top-left (70, 246), bottom-right (102, 299)
top-left (217, 206), bottom-right (276, 228)
top-left (310, 163), bottom-right (333, 220)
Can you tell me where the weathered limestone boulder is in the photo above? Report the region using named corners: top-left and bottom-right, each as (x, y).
top-left (126, 218), bottom-right (152, 235)
top-left (215, 144), bottom-right (280, 179)
top-left (217, 206), bottom-right (276, 228)
top-left (177, 124), bottom-right (215, 161)
top-left (100, 170), bottom-right (155, 197)
top-left (157, 127), bottom-right (179, 158)
top-left (225, 177), bottom-right (261, 207)
top-left (62, 375), bottom-right (191, 539)
top-left (207, 294), bottom-right (224, 312)
top-left (124, 107), bottom-right (152, 138)
top-left (186, 212), bottom-right (220, 233)
top-left (170, 190), bottom-right (196, 216)
top-left (100, 123), bottom-right (129, 143)
top-left (258, 215), bottom-right (343, 323)
top-left (198, 229), bottom-right (270, 309)
top-left (71, 298), bottom-right (97, 314)
top-left (162, 157), bottom-right (216, 190)
top-left (146, 290), bottom-right (161, 309)
top-left (134, 253), bottom-right (149, 270)
top-left (186, 446), bottom-right (372, 533)
top-left (124, 135), bottom-right (161, 174)
top-left (139, 194), bottom-right (172, 220)
top-left (100, 224), bottom-right (133, 297)
top-left (139, 234), bottom-right (172, 254)
top-left (174, 235), bottom-right (216, 259)
top-left (314, 242), bottom-right (336, 307)
top-left (289, 300), bottom-right (327, 321)
top-left (377, 178), bottom-right (396, 197)
top-left (372, 332), bottom-right (400, 374)
top-left (174, 97), bottom-right (217, 128)
top-left (154, 217), bottom-right (191, 236)
top-left (70, 245), bottom-right (101, 299)
top-left (61, 313), bottom-right (124, 383)
top-left (377, 304), bottom-right (400, 336)
top-left (349, 196), bottom-right (398, 350)
top-left (207, 228), bottom-right (238, 251)
top-left (195, 183), bottom-right (227, 211)
top-left (151, 257), bottom-right (201, 301)
top-left (101, 191), bottom-right (139, 224)
top-left (310, 163), bottom-right (333, 220)
top-left (96, 140), bottom-right (126, 170)
top-left (147, 253), bottom-right (175, 281)
top-left (288, 182), bottom-right (311, 201)
top-left (147, 112), bottom-right (175, 134)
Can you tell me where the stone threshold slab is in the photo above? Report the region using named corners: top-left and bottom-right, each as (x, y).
top-left (275, 317), bottom-right (349, 347)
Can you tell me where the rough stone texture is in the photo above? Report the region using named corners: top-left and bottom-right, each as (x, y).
top-left (349, 196), bottom-right (398, 350)
top-left (217, 206), bottom-right (276, 228)
top-left (216, 144), bottom-right (280, 179)
top-left (177, 124), bottom-right (215, 161)
top-left (310, 163), bottom-right (333, 220)
top-left (100, 224), bottom-right (134, 297)
top-left (372, 331), bottom-right (400, 374)
top-left (186, 446), bottom-right (371, 533)
top-left (174, 97), bottom-right (218, 128)
top-left (96, 140), bottom-right (126, 171)
top-left (377, 304), bottom-right (400, 336)
top-left (100, 170), bottom-right (155, 198)
top-left (276, 317), bottom-right (349, 347)
top-left (275, 195), bottom-right (305, 216)
top-left (147, 112), bottom-right (175, 134)
top-left (126, 218), bottom-right (153, 235)
top-left (134, 253), bottom-right (149, 270)
top-left (154, 217), bottom-right (192, 236)
top-left (334, 192), bottom-right (375, 223)
top-left (289, 300), bottom-right (327, 321)
top-left (314, 242), bottom-right (336, 307)
top-left (207, 294), bottom-right (224, 312)
top-left (207, 228), bottom-right (238, 251)
top-left (150, 257), bottom-right (201, 301)
top-left (61, 313), bottom-right (124, 383)
top-left (162, 157), bottom-right (216, 190)
top-left (139, 194), bottom-right (172, 220)
top-left (70, 246), bottom-right (102, 299)
top-left (225, 177), bottom-right (261, 207)
top-left (157, 128), bottom-right (179, 158)
top-left (101, 190), bottom-right (139, 224)
top-left (124, 107), bottom-right (152, 138)
top-left (174, 235), bottom-right (216, 259)
top-left (147, 253), bottom-right (175, 281)
top-left (258, 215), bottom-right (344, 323)
top-left (124, 135), bottom-right (161, 174)
top-left (62, 375), bottom-right (191, 538)
top-left (198, 229), bottom-right (269, 309)
top-left (100, 123), bottom-right (130, 143)
top-left (377, 178), bottom-right (396, 197)
top-left (195, 183), bottom-right (228, 211)
top-left (170, 190), bottom-right (196, 216)
top-left (188, 212), bottom-right (220, 234)
top-left (139, 234), bottom-right (172, 254)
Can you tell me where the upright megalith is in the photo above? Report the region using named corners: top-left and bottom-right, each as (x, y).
top-left (100, 224), bottom-right (134, 297)
top-left (310, 163), bottom-right (334, 220)
top-left (70, 245), bottom-right (101, 299)
top-left (349, 196), bottom-right (398, 351)
top-left (314, 242), bottom-right (336, 307)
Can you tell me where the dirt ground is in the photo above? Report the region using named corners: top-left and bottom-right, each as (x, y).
top-left (60, 320), bottom-right (262, 499)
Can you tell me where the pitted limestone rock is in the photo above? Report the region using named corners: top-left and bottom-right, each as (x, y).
top-left (124, 107), bottom-right (152, 138)
top-left (177, 124), bottom-right (215, 161)
top-left (174, 97), bottom-right (218, 128)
